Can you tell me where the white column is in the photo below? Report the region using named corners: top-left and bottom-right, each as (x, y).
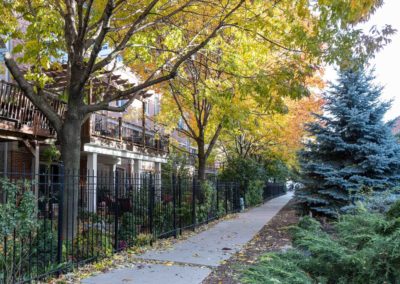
top-left (87, 153), bottom-right (97, 212)
top-left (129, 159), bottom-right (134, 189)
top-left (155, 162), bottom-right (162, 201)
top-left (134, 159), bottom-right (142, 189)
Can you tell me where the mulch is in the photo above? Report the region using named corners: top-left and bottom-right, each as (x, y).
top-left (202, 198), bottom-right (301, 284)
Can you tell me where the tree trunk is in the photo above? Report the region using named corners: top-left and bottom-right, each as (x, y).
top-left (59, 118), bottom-right (82, 240)
top-left (197, 140), bottom-right (206, 182)
top-left (196, 139), bottom-right (207, 203)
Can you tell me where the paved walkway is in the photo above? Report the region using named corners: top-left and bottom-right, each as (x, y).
top-left (82, 192), bottom-right (293, 284)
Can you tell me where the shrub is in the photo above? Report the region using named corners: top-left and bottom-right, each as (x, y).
top-left (220, 157), bottom-right (266, 187)
top-left (343, 187), bottom-right (400, 214)
top-left (134, 233), bottom-right (153, 246)
top-left (196, 181), bottom-right (215, 223)
top-left (154, 202), bottom-right (174, 237)
top-left (0, 178), bottom-right (38, 283)
top-left (118, 212), bottom-right (138, 245)
top-left (242, 252), bottom-right (313, 284)
top-left (385, 199), bottom-right (400, 219)
top-left (245, 180), bottom-right (265, 206)
top-left (71, 228), bottom-right (113, 261)
top-left (241, 202), bottom-right (400, 283)
top-left (31, 219), bottom-right (59, 269)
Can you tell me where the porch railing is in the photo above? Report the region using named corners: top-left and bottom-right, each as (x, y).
top-left (0, 80), bottom-right (66, 137)
top-left (91, 113), bottom-right (169, 153)
top-left (0, 81), bottom-right (169, 153)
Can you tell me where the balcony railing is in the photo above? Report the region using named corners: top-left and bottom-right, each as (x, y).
top-left (0, 80), bottom-right (66, 137)
top-left (91, 113), bottom-right (169, 153)
top-left (0, 80), bottom-right (169, 154)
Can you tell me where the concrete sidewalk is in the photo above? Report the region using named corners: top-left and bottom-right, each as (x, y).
top-left (82, 192), bottom-right (293, 284)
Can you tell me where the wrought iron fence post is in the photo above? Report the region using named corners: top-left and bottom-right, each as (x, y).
top-left (172, 173), bottom-right (177, 238)
top-left (149, 173), bottom-right (154, 237)
top-left (225, 183), bottom-right (228, 214)
top-left (57, 166), bottom-right (64, 266)
top-left (231, 182), bottom-right (234, 212)
top-left (178, 175), bottom-right (182, 235)
top-left (216, 179), bottom-right (219, 218)
top-left (192, 175), bottom-right (196, 231)
top-left (114, 170), bottom-right (119, 251)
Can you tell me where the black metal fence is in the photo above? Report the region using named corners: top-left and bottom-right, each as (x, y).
top-left (0, 170), bottom-right (285, 283)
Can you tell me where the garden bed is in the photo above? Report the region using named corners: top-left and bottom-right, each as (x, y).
top-left (203, 199), bottom-right (300, 284)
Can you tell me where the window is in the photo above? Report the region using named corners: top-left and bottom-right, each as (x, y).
top-left (154, 95), bottom-right (160, 115)
top-left (144, 101), bottom-right (150, 115)
top-left (116, 99), bottom-right (127, 107)
top-left (178, 117), bottom-right (184, 129)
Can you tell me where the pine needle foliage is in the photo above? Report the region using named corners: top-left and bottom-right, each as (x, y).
top-left (241, 202), bottom-right (400, 284)
top-left (298, 67), bottom-right (400, 216)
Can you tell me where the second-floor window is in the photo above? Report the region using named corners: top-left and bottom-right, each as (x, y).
top-left (178, 117), bottom-right (184, 129)
top-left (144, 101), bottom-right (150, 115)
top-left (154, 95), bottom-right (160, 115)
top-left (116, 99), bottom-right (127, 107)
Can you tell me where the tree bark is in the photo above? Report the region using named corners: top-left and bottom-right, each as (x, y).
top-left (59, 116), bottom-right (82, 240)
top-left (197, 139), bottom-right (207, 182)
top-left (196, 139), bottom-right (207, 203)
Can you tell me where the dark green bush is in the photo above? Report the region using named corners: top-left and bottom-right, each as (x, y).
top-left (242, 202), bottom-right (400, 284)
top-left (386, 199), bottom-right (400, 219)
top-left (154, 202), bottom-right (173, 236)
top-left (0, 178), bottom-right (38, 283)
top-left (118, 212), bottom-right (138, 245)
top-left (245, 179), bottom-right (265, 206)
top-left (220, 157), bottom-right (266, 186)
top-left (242, 252), bottom-right (313, 284)
top-left (71, 228), bottom-right (113, 261)
top-left (196, 181), bottom-right (215, 223)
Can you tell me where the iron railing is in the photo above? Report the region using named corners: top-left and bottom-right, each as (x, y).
top-left (91, 113), bottom-right (169, 153)
top-left (0, 170), bottom-right (285, 283)
top-left (0, 80), bottom-right (66, 136)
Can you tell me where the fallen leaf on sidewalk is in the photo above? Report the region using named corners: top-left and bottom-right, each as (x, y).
top-left (222, 247), bottom-right (232, 251)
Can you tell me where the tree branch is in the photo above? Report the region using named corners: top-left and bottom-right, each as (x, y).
top-left (205, 122), bottom-right (223, 159)
top-left (79, 0), bottom-right (116, 90)
top-left (4, 54), bottom-right (63, 132)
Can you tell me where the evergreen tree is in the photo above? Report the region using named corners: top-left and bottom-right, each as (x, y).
top-left (299, 67), bottom-right (400, 216)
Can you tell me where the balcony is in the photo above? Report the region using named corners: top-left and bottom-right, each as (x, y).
top-left (0, 80), bottom-right (169, 156)
top-left (0, 80), bottom-right (65, 139)
top-left (83, 113), bottom-right (169, 155)
top-left (0, 81), bottom-right (169, 154)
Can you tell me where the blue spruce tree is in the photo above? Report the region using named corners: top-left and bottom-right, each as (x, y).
top-left (299, 67), bottom-right (400, 216)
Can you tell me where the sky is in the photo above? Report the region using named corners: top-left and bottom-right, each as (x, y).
top-left (325, 0), bottom-right (400, 121)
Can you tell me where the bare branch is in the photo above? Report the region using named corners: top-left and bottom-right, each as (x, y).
top-left (169, 82), bottom-right (199, 139)
top-left (78, 0), bottom-right (95, 42)
top-left (64, 0), bottom-right (79, 49)
top-left (79, 0), bottom-right (116, 89)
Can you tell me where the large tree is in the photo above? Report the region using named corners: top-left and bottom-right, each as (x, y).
top-left (220, 95), bottom-right (322, 170)
top-left (157, 0), bottom-right (394, 182)
top-left (1, 0), bottom-right (246, 238)
top-left (299, 67), bottom-right (400, 217)
top-left (0, 0), bottom-right (393, 237)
